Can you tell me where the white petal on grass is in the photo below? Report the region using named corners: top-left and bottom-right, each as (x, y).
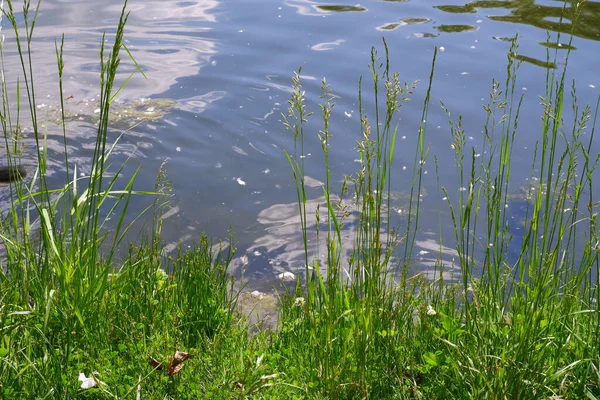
top-left (78, 372), bottom-right (103, 389)
top-left (427, 305), bottom-right (437, 316)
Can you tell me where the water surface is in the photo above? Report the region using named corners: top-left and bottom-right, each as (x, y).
top-left (2, 0), bottom-right (599, 287)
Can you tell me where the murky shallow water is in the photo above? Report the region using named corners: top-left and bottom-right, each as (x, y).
top-left (1, 0), bottom-right (599, 288)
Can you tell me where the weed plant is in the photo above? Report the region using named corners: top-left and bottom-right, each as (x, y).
top-left (0, 1), bottom-right (267, 398)
top-left (0, 0), bottom-right (598, 398)
top-left (275, 27), bottom-right (599, 400)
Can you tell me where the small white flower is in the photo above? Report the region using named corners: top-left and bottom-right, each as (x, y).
top-left (426, 305), bottom-right (437, 316)
top-left (294, 297), bottom-right (305, 307)
top-left (78, 372), bottom-right (103, 390)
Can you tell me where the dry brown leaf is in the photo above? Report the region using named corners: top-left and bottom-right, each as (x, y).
top-left (148, 356), bottom-right (163, 370)
top-left (150, 351), bottom-right (192, 375)
top-left (173, 351), bottom-right (192, 364)
top-left (168, 363), bottom-right (185, 376)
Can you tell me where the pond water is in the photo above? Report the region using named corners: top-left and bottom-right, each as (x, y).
top-left (2, 0), bottom-right (599, 288)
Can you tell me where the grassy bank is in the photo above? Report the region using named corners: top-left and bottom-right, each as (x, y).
top-left (1, 1), bottom-right (599, 398)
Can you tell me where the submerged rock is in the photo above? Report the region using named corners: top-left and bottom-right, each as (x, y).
top-left (236, 290), bottom-right (278, 332)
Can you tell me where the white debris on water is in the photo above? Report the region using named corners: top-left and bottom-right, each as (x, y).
top-left (236, 178), bottom-right (246, 186)
top-left (277, 271), bottom-right (296, 282)
top-left (232, 145), bottom-right (248, 156)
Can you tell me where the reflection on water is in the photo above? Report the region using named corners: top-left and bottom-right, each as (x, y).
top-left (436, 0), bottom-right (600, 41)
top-left (230, 190), bottom-right (460, 285)
top-left (436, 24), bottom-right (479, 33)
top-left (377, 17), bottom-right (431, 31)
top-left (316, 5), bottom-right (368, 12)
top-left (512, 53), bottom-right (558, 68)
top-left (1, 0), bottom-right (220, 185)
top-left (540, 41), bottom-right (577, 50)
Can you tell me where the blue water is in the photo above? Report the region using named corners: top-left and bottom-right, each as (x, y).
top-left (2, 0), bottom-right (599, 286)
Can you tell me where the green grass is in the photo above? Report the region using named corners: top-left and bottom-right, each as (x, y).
top-left (0, 0), bottom-right (599, 398)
